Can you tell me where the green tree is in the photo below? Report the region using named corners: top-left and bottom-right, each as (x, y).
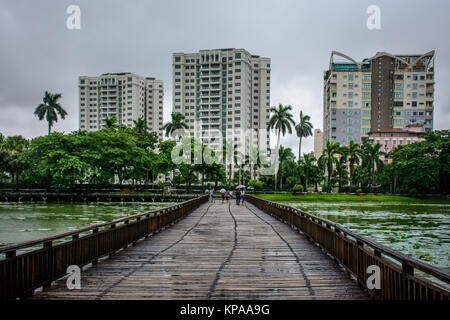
top-left (299, 153), bottom-right (316, 189)
top-left (361, 142), bottom-right (384, 186)
top-left (223, 141), bottom-right (239, 186)
top-left (2, 135), bottom-right (29, 186)
top-left (267, 104), bottom-right (296, 189)
top-left (155, 140), bottom-right (177, 185)
top-left (277, 146), bottom-right (295, 189)
top-left (133, 117), bottom-right (148, 135)
top-left (171, 137), bottom-right (205, 191)
top-left (341, 140), bottom-right (363, 186)
top-left (295, 111), bottom-right (313, 160)
top-left (34, 91), bottom-right (67, 135)
top-left (162, 113), bottom-right (188, 140)
top-left (318, 141), bottom-right (341, 186)
top-left (105, 116), bottom-right (118, 130)
top-left (389, 130), bottom-right (450, 193)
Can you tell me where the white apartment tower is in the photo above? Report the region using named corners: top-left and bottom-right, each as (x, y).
top-left (79, 72), bottom-right (164, 137)
top-left (172, 48), bottom-right (271, 170)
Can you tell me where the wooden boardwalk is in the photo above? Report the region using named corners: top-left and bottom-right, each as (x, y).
top-left (31, 201), bottom-right (369, 300)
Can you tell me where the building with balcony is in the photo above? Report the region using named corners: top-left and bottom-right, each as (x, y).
top-left (172, 48), bottom-right (271, 172)
top-left (323, 51), bottom-right (435, 147)
top-left (78, 73), bottom-right (164, 138)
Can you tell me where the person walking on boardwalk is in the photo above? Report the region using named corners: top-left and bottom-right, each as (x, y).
top-left (220, 188), bottom-right (226, 204)
top-left (225, 190), bottom-right (231, 203)
top-left (240, 188), bottom-right (245, 206)
top-left (235, 189), bottom-right (241, 205)
top-left (209, 188), bottom-right (215, 203)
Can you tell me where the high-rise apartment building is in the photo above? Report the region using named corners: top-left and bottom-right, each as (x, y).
top-left (323, 51), bottom-right (435, 146)
top-left (172, 48), bottom-right (271, 168)
top-left (313, 129), bottom-right (324, 159)
top-left (79, 72), bottom-right (164, 137)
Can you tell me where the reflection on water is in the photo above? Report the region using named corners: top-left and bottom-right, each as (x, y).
top-left (290, 202), bottom-right (450, 272)
top-left (0, 202), bottom-right (174, 246)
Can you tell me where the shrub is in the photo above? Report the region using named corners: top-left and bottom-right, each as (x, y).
top-left (356, 188), bottom-right (362, 193)
top-left (409, 188), bottom-right (418, 194)
top-left (292, 184), bottom-right (304, 193)
top-left (248, 179), bottom-right (263, 191)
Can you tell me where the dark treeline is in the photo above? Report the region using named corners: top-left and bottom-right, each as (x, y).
top-left (1, 127), bottom-right (449, 194)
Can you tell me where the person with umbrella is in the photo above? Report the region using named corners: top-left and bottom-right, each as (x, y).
top-left (235, 187), bottom-right (241, 205)
top-left (235, 185), bottom-right (245, 205)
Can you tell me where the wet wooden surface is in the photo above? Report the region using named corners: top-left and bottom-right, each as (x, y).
top-left (31, 200), bottom-right (369, 300)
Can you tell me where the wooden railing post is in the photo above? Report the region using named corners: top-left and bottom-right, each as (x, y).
top-left (402, 262), bottom-right (414, 300)
top-left (92, 228), bottom-right (99, 265)
top-left (123, 220), bottom-right (129, 249)
top-left (43, 240), bottom-right (53, 288)
top-left (133, 217), bottom-right (141, 246)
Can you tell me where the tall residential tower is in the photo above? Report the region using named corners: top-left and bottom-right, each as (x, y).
top-left (172, 48), bottom-right (271, 169)
top-left (79, 72), bottom-right (164, 137)
top-left (323, 51), bottom-right (435, 146)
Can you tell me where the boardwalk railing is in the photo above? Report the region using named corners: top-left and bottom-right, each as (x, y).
top-left (246, 195), bottom-right (450, 300)
top-left (0, 195), bottom-right (208, 300)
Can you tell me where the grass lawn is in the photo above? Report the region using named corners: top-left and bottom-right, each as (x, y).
top-left (252, 193), bottom-right (450, 204)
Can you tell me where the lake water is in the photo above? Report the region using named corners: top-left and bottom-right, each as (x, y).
top-left (0, 202), bottom-right (174, 247)
top-left (290, 202), bottom-right (450, 272)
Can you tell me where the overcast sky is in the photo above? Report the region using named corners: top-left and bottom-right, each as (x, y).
top-left (1, 0), bottom-right (449, 154)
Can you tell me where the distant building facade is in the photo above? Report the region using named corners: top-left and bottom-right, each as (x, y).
top-left (313, 129), bottom-right (324, 159)
top-left (323, 51), bottom-right (435, 147)
top-left (79, 73), bottom-right (164, 138)
top-left (367, 124), bottom-right (426, 163)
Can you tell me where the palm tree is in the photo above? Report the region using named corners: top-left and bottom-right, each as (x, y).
top-left (278, 146), bottom-right (295, 189)
top-left (105, 116), bottom-right (118, 130)
top-left (334, 148), bottom-right (349, 191)
top-left (295, 111), bottom-right (313, 160)
top-left (162, 113), bottom-right (188, 140)
top-left (361, 142), bottom-right (385, 186)
top-left (249, 147), bottom-right (262, 180)
top-left (239, 154), bottom-right (250, 185)
top-left (267, 104), bottom-right (296, 189)
top-left (318, 141), bottom-right (341, 186)
top-left (34, 91), bottom-right (67, 135)
top-left (223, 141), bottom-right (239, 186)
top-left (133, 117), bottom-right (148, 135)
top-left (341, 141), bottom-right (363, 186)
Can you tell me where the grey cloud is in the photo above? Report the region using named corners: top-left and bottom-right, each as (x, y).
top-left (0, 0), bottom-right (449, 155)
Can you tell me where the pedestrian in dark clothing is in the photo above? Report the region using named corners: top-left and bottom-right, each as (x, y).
top-left (235, 190), bottom-right (241, 205)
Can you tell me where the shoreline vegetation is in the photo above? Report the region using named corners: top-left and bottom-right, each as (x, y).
top-left (253, 193), bottom-right (450, 204)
